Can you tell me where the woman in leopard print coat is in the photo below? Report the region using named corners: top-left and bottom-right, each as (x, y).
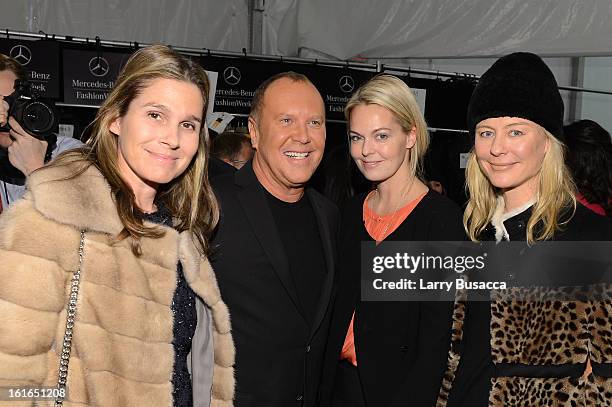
top-left (442, 53), bottom-right (612, 406)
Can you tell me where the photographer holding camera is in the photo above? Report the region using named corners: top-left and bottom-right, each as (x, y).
top-left (0, 53), bottom-right (82, 212)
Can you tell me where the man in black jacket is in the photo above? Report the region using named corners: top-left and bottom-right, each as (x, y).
top-left (210, 72), bottom-right (337, 407)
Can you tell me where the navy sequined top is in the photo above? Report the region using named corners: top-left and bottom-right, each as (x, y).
top-left (142, 204), bottom-right (197, 407)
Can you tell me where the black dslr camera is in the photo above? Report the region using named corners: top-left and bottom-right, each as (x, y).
top-left (0, 79), bottom-right (58, 184)
top-left (0, 79), bottom-right (58, 138)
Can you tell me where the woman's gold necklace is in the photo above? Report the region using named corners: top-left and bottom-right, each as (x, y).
top-left (371, 176), bottom-right (416, 240)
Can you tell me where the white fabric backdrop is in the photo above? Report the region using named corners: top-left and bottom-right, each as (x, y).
top-left (272, 0), bottom-right (612, 59)
top-left (1, 0), bottom-right (611, 58)
top-left (0, 0), bottom-right (249, 52)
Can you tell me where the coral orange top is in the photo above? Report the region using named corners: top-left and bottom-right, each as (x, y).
top-left (577, 193), bottom-right (607, 216)
top-left (340, 191), bottom-right (427, 366)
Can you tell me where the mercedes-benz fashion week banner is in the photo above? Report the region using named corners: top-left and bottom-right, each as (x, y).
top-left (0, 39), bottom-right (461, 125)
top-left (0, 38), bottom-right (60, 99)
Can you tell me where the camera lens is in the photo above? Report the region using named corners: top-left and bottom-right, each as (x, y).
top-left (22, 101), bottom-right (55, 134)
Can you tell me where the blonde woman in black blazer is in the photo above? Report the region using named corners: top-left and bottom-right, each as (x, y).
top-left (320, 75), bottom-right (465, 407)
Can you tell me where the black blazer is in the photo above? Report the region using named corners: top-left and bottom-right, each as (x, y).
top-left (320, 190), bottom-right (466, 407)
top-left (208, 156), bottom-right (236, 179)
top-left (211, 162), bottom-right (338, 407)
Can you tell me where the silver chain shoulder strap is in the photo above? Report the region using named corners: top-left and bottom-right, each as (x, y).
top-left (55, 230), bottom-right (86, 407)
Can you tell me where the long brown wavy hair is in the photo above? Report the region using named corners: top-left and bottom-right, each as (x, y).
top-left (49, 44), bottom-right (218, 256)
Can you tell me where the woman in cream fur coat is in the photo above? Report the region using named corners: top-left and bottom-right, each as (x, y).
top-left (0, 45), bottom-right (234, 406)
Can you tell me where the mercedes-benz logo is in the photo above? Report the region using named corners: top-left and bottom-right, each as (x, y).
top-left (89, 56), bottom-right (110, 78)
top-left (223, 66), bottom-right (241, 86)
top-left (10, 44), bottom-right (32, 66)
top-left (339, 75), bottom-right (355, 93)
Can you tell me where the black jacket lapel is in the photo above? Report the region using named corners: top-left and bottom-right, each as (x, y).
top-left (306, 189), bottom-right (336, 340)
top-left (235, 163), bottom-right (307, 322)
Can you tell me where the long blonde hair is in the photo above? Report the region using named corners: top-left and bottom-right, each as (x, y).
top-left (464, 128), bottom-right (576, 243)
top-left (345, 74), bottom-right (429, 179)
top-left (49, 45), bottom-right (218, 255)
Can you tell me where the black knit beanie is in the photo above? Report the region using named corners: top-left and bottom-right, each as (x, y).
top-left (467, 52), bottom-right (564, 141)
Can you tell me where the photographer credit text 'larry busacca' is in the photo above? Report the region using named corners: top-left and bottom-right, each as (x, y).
top-left (361, 241), bottom-right (612, 302)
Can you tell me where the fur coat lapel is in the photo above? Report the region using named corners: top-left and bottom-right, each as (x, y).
top-left (27, 162), bottom-right (123, 235)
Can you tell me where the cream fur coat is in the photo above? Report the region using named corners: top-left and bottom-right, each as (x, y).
top-left (0, 162), bottom-right (234, 406)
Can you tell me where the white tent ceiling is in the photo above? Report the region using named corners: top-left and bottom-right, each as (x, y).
top-left (272, 0), bottom-right (612, 59)
top-left (1, 0), bottom-right (611, 59)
